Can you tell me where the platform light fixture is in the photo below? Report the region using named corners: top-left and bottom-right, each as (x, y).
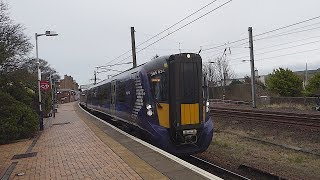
top-left (36, 31), bottom-right (58, 131)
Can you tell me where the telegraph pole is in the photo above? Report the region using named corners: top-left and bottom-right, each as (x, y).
top-left (131, 27), bottom-right (137, 68)
top-left (49, 74), bottom-right (55, 118)
top-left (304, 62), bottom-right (308, 89)
top-left (248, 27), bottom-right (257, 108)
top-left (94, 70), bottom-right (97, 85)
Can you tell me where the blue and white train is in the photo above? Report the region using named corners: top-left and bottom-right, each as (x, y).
top-left (80, 53), bottom-right (213, 155)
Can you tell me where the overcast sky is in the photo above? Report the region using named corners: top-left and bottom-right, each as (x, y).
top-left (9, 0), bottom-right (320, 85)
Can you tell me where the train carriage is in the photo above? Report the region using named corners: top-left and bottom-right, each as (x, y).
top-left (81, 53), bottom-right (213, 155)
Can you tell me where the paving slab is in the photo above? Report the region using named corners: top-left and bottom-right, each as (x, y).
top-left (75, 103), bottom-right (217, 180)
top-left (1, 102), bottom-right (219, 180)
top-left (5, 103), bottom-right (149, 180)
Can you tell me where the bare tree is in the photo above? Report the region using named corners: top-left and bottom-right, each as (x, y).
top-left (21, 58), bottom-right (60, 81)
top-left (203, 55), bottom-right (235, 87)
top-left (0, 2), bottom-right (32, 73)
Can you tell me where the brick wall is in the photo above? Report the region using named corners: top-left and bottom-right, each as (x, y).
top-left (58, 75), bottom-right (79, 90)
top-left (209, 83), bottom-right (271, 101)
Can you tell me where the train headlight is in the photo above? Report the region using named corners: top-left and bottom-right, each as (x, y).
top-left (206, 101), bottom-right (210, 112)
top-left (147, 109), bottom-right (153, 116)
top-left (146, 104), bottom-right (153, 116)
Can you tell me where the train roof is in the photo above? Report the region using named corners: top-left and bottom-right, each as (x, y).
top-left (90, 53), bottom-right (199, 89)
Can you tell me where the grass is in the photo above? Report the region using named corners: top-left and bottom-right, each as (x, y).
top-left (212, 138), bottom-right (229, 148)
top-left (287, 154), bottom-right (306, 164)
top-left (261, 103), bottom-right (312, 111)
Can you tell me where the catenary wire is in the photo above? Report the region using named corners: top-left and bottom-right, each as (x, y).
top-left (254, 26), bottom-right (320, 42)
top-left (227, 39), bottom-right (320, 62)
top-left (229, 47), bottom-right (320, 66)
top-left (135, 0), bottom-right (219, 48)
top-left (203, 15), bottom-right (320, 52)
top-left (116, 0), bottom-right (233, 64)
top-left (103, 0), bottom-right (220, 66)
top-left (254, 15), bottom-right (320, 37)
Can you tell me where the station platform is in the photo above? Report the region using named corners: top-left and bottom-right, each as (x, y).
top-left (0, 102), bottom-right (221, 180)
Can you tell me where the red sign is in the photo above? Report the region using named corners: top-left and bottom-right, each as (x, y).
top-left (40, 81), bottom-right (51, 91)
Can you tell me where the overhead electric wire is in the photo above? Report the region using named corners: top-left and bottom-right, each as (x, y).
top-left (116, 0), bottom-right (233, 64)
top-left (254, 25), bottom-right (320, 42)
top-left (256, 39), bottom-right (320, 55)
top-left (136, 1), bottom-right (233, 54)
top-left (215, 33), bottom-right (320, 60)
top-left (206, 31), bottom-right (320, 58)
top-left (203, 15), bottom-right (320, 52)
top-left (229, 47), bottom-right (320, 67)
top-left (103, 0), bottom-right (219, 66)
top-left (254, 34), bottom-right (320, 51)
top-left (256, 47), bottom-right (320, 61)
top-left (228, 40), bottom-right (320, 62)
top-left (204, 24), bottom-right (320, 54)
top-left (270, 21), bottom-right (320, 34)
top-left (102, 7), bottom-right (320, 77)
top-left (203, 43), bottom-right (248, 58)
top-left (135, 0), bottom-right (219, 48)
top-left (217, 35), bottom-right (320, 58)
top-left (202, 37), bottom-right (248, 51)
top-left (253, 15), bottom-right (320, 37)
top-left (96, 61), bottom-right (132, 68)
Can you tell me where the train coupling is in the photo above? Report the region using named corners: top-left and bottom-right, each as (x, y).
top-left (183, 129), bottom-right (198, 144)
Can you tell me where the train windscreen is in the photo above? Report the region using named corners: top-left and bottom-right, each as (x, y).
top-left (150, 70), bottom-right (168, 103)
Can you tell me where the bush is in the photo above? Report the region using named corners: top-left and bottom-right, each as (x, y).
top-left (266, 68), bottom-right (303, 97)
top-left (0, 91), bottom-right (39, 144)
top-left (305, 72), bottom-right (320, 96)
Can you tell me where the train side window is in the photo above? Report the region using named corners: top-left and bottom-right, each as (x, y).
top-left (117, 81), bottom-right (126, 102)
top-left (105, 83), bottom-right (111, 104)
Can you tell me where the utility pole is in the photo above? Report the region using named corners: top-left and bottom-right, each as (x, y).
top-left (304, 62), bottom-right (308, 89)
top-left (248, 27), bottom-right (257, 108)
top-left (94, 70), bottom-right (97, 85)
top-left (130, 27), bottom-right (137, 68)
top-left (49, 74), bottom-right (55, 118)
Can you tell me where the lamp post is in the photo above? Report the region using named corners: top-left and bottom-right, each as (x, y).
top-left (36, 31), bottom-right (58, 131)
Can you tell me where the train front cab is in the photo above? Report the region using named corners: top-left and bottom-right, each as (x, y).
top-left (151, 53), bottom-right (213, 155)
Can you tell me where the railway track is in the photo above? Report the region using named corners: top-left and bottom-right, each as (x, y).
top-left (183, 155), bottom-right (286, 180)
top-left (210, 107), bottom-right (320, 128)
top-left (182, 155), bottom-right (249, 180)
top-left (83, 105), bottom-right (248, 179)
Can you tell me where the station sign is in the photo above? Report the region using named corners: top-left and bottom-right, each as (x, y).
top-left (40, 80), bottom-right (51, 91)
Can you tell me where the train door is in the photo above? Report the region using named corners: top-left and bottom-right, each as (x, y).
top-left (111, 80), bottom-right (117, 115)
top-left (168, 54), bottom-right (203, 144)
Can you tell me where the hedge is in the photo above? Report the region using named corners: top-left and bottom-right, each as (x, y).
top-left (0, 91), bottom-right (39, 144)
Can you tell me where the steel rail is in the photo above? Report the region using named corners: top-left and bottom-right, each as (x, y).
top-left (187, 155), bottom-right (250, 180)
top-left (210, 107), bottom-right (320, 128)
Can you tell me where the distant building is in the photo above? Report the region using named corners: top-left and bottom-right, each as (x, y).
top-left (57, 75), bottom-right (79, 90)
top-left (55, 75), bottom-right (80, 103)
top-left (79, 84), bottom-right (93, 91)
top-left (56, 89), bottom-right (79, 104)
